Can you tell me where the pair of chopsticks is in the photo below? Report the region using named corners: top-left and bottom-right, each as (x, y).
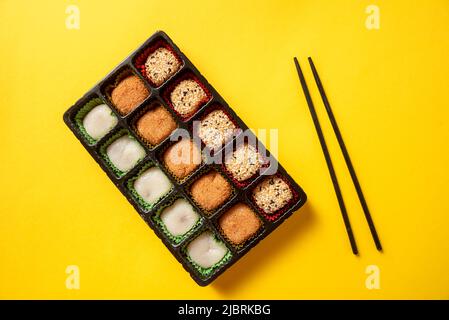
top-left (294, 57), bottom-right (382, 255)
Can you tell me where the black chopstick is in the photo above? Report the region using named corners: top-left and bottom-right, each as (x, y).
top-left (308, 57), bottom-right (382, 252)
top-left (294, 57), bottom-right (358, 255)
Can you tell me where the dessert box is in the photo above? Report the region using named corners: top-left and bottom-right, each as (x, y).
top-left (63, 30), bottom-right (307, 286)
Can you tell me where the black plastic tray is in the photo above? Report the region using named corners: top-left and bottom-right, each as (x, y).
top-left (63, 30), bottom-right (307, 286)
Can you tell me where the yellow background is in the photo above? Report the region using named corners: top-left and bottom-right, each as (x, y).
top-left (1, 0), bottom-right (448, 299)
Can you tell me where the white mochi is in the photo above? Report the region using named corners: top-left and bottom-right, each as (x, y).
top-left (187, 231), bottom-right (228, 269)
top-left (83, 104), bottom-right (118, 140)
top-left (160, 199), bottom-right (200, 237)
top-left (134, 167), bottom-right (172, 204)
top-left (106, 135), bottom-right (145, 172)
